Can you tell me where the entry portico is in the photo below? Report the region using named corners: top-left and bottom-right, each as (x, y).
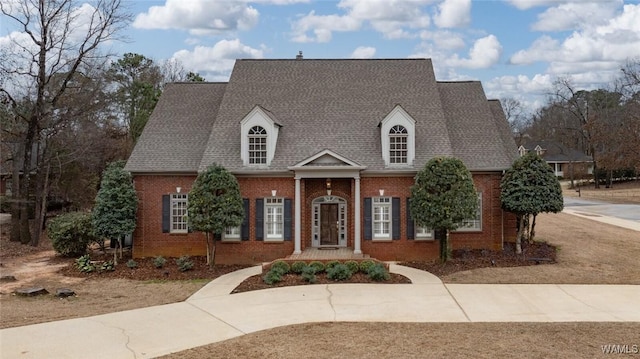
top-left (289, 149), bottom-right (366, 255)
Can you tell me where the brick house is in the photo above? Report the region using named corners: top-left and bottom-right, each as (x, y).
top-left (518, 140), bottom-right (593, 179)
top-left (124, 58), bottom-right (518, 264)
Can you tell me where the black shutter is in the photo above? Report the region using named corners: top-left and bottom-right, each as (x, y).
top-left (364, 197), bottom-right (372, 240)
top-left (162, 195), bottom-right (170, 233)
top-left (406, 198), bottom-right (414, 240)
top-left (241, 198), bottom-right (250, 240)
top-left (284, 198), bottom-right (292, 240)
top-left (214, 233), bottom-right (222, 241)
top-left (392, 197), bottom-right (400, 240)
top-left (255, 198), bottom-right (264, 240)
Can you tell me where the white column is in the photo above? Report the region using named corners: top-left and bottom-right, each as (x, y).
top-left (353, 176), bottom-right (362, 254)
top-left (294, 176), bottom-right (302, 254)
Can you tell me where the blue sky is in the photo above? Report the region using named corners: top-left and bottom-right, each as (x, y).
top-left (4, 0), bottom-right (640, 114)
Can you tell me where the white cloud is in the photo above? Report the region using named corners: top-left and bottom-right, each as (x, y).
top-left (291, 0), bottom-right (432, 42)
top-left (506, 0), bottom-right (569, 11)
top-left (420, 30), bottom-right (466, 50)
top-left (532, 1), bottom-right (621, 32)
top-left (433, 0), bottom-right (471, 28)
top-left (447, 35), bottom-right (502, 69)
top-left (291, 11), bottom-right (361, 43)
top-left (171, 39), bottom-right (264, 79)
top-left (133, 0), bottom-right (259, 35)
top-left (350, 46), bottom-right (376, 58)
top-left (509, 3), bottom-right (640, 76)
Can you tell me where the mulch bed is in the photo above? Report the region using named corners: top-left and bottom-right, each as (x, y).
top-left (53, 241), bottom-right (555, 292)
top-left (402, 241), bottom-right (557, 277)
top-left (57, 255), bottom-right (249, 281)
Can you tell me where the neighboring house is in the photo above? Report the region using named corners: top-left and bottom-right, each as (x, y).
top-left (518, 141), bottom-right (593, 178)
top-left (125, 58), bottom-right (518, 264)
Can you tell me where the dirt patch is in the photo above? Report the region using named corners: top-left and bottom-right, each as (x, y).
top-left (159, 322), bottom-right (640, 359)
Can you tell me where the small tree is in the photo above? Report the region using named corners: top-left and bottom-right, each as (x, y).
top-left (410, 157), bottom-right (478, 262)
top-left (92, 160), bottom-right (138, 264)
top-left (187, 164), bottom-right (244, 268)
top-left (501, 153), bottom-right (564, 253)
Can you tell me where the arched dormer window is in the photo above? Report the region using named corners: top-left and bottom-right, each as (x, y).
top-left (389, 125), bottom-right (408, 164)
top-left (380, 105), bottom-right (415, 167)
top-left (248, 126), bottom-right (267, 164)
top-left (240, 106), bottom-right (280, 166)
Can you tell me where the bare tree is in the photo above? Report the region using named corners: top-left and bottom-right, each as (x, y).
top-left (0, 0), bottom-right (131, 246)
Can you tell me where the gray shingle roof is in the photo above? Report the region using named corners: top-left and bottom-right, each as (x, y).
top-left (437, 81), bottom-right (516, 170)
top-left (522, 140), bottom-right (593, 162)
top-left (199, 59), bottom-right (453, 172)
top-left (125, 82), bottom-right (226, 173)
top-left (126, 59), bottom-right (516, 174)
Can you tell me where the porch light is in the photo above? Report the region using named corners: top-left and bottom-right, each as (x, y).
top-left (176, 187), bottom-right (181, 193)
top-left (271, 189), bottom-right (277, 197)
top-left (379, 189), bottom-right (384, 196)
top-left (326, 178), bottom-right (332, 196)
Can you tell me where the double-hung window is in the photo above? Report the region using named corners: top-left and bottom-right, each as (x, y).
top-left (416, 226), bottom-right (434, 240)
top-left (455, 193), bottom-right (482, 232)
top-left (171, 194), bottom-right (188, 233)
top-left (389, 125), bottom-right (408, 164)
top-left (248, 126), bottom-right (267, 164)
top-left (373, 197), bottom-right (391, 239)
top-left (265, 197), bottom-right (283, 240)
top-left (224, 226), bottom-right (241, 241)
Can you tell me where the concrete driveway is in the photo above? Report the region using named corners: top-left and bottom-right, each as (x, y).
top-left (563, 196), bottom-right (640, 232)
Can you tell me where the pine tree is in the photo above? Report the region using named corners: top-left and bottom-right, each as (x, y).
top-left (92, 160), bottom-right (138, 264)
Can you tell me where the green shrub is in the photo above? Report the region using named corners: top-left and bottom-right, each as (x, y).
top-left (308, 261), bottom-right (325, 273)
top-left (301, 266), bottom-right (317, 283)
top-left (75, 254), bottom-right (95, 273)
top-left (345, 260), bottom-right (360, 274)
top-left (291, 261), bottom-right (307, 274)
top-left (47, 212), bottom-right (98, 257)
top-left (263, 269), bottom-right (283, 285)
top-left (327, 263), bottom-right (352, 281)
top-left (176, 256), bottom-right (194, 272)
top-left (270, 260), bottom-right (290, 275)
top-left (325, 260), bottom-right (340, 270)
top-left (359, 260), bottom-right (375, 273)
top-left (126, 259), bottom-right (138, 269)
top-left (153, 256), bottom-right (167, 269)
top-left (367, 263), bottom-right (390, 282)
top-left (99, 260), bottom-right (115, 272)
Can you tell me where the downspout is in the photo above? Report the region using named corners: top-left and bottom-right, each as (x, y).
top-left (501, 170), bottom-right (505, 250)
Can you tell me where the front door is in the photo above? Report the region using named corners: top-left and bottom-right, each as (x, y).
top-left (320, 203), bottom-right (339, 245)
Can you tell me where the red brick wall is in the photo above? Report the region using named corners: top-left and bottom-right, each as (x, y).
top-left (131, 172), bottom-right (516, 264)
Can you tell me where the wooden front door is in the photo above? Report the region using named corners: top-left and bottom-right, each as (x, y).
top-left (320, 203), bottom-right (339, 245)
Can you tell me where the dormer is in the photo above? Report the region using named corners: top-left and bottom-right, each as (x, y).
top-left (518, 145), bottom-right (527, 157)
top-left (240, 106), bottom-right (281, 166)
top-left (534, 145), bottom-right (545, 156)
top-left (379, 105), bottom-right (416, 167)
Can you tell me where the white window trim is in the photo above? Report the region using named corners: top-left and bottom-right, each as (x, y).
top-left (372, 197), bottom-right (391, 241)
top-left (454, 193), bottom-right (482, 232)
top-left (415, 227), bottom-right (435, 240)
top-left (170, 193), bottom-right (188, 234)
top-left (265, 197), bottom-right (284, 242)
top-left (380, 105), bottom-right (416, 167)
top-left (223, 226), bottom-right (241, 241)
top-left (240, 106), bottom-right (280, 166)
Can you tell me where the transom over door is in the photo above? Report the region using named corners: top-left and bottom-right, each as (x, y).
top-left (320, 203), bottom-right (339, 245)
top-left (312, 196), bottom-right (347, 247)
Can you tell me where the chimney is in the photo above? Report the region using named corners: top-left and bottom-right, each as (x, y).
top-left (296, 51), bottom-right (303, 60)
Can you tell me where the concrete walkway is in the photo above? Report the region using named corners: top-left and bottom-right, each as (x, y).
top-left (2, 265), bottom-right (639, 359)
top-left (563, 196), bottom-right (640, 232)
